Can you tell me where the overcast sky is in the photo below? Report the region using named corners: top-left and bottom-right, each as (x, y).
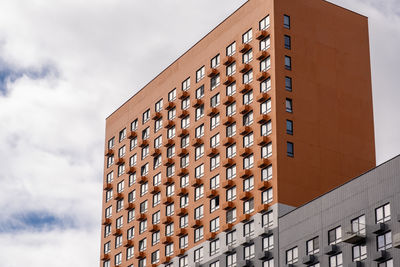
top-left (0, 0), bottom-right (398, 266)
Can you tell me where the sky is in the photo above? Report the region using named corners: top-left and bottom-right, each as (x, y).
top-left (0, 0), bottom-right (398, 266)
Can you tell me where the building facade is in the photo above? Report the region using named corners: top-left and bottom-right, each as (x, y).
top-left (100, 0), bottom-right (376, 266)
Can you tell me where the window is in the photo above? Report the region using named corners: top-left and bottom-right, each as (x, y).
top-left (117, 180), bottom-right (124, 193)
top-left (138, 259), bottom-right (146, 267)
top-left (286, 120), bottom-right (293, 135)
top-left (151, 250), bottom-right (160, 264)
top-left (261, 121), bottom-right (272, 136)
top-left (166, 223), bottom-right (174, 236)
top-left (244, 244), bottom-right (255, 260)
top-left (211, 74), bottom-right (221, 90)
top-left (243, 49), bottom-right (253, 64)
top-left (286, 246), bottom-right (298, 264)
top-left (116, 201), bottom-right (124, 212)
top-left (242, 29), bottom-right (252, 44)
top-left (226, 102), bottom-right (236, 117)
top-left (226, 253), bottom-right (237, 267)
top-left (152, 231), bottom-right (160, 245)
top-left (227, 62), bottom-right (236, 76)
top-left (142, 127), bottom-right (150, 139)
top-left (351, 215), bottom-right (366, 235)
top-left (179, 256), bottom-right (188, 267)
top-left (226, 165), bottom-right (236, 180)
top-left (166, 184), bottom-right (175, 197)
top-left (129, 173), bottom-right (136, 186)
top-left (107, 155), bottom-right (114, 168)
top-left (182, 77), bottom-right (190, 91)
top-left (287, 142), bottom-right (294, 157)
top-left (195, 144), bottom-right (204, 160)
top-left (260, 15), bottom-right (270, 30)
top-left (128, 190), bottom-right (136, 203)
top-left (168, 88), bottom-right (176, 101)
top-left (142, 109), bottom-right (150, 124)
top-left (261, 99), bottom-right (271, 114)
top-left (243, 111), bottom-right (253, 126)
top-left (115, 235), bottom-right (122, 248)
top-left (210, 261), bottom-right (220, 267)
top-left (286, 98), bottom-right (293, 112)
top-left (285, 76), bottom-right (292, 91)
top-left (260, 77), bottom-right (271, 93)
top-left (210, 239), bottom-right (220, 256)
top-left (129, 154), bottom-right (137, 166)
top-left (260, 36), bottom-right (271, 51)
top-left (211, 54), bottom-right (220, 68)
top-left (262, 187), bottom-right (273, 204)
top-left (262, 142), bottom-right (272, 158)
top-left (226, 42), bottom-right (236, 56)
top-left (328, 226), bottom-right (342, 245)
top-left (210, 154), bottom-right (220, 171)
top-left (210, 217), bottom-right (220, 232)
top-left (226, 230), bottom-right (236, 246)
top-left (377, 231), bottom-right (392, 250)
top-left (243, 133), bottom-right (253, 147)
top-left (263, 235), bottom-right (274, 251)
top-left (165, 243), bottom-right (174, 256)
top-left (155, 118), bottom-right (163, 132)
top-left (227, 123), bottom-right (236, 137)
top-left (131, 119), bottom-right (138, 131)
top-left (306, 237), bottom-right (319, 255)
top-left (180, 174), bottom-right (189, 188)
top-left (262, 165), bottom-right (273, 181)
top-left (210, 114), bottom-right (220, 130)
top-left (262, 211), bottom-right (273, 228)
top-left (329, 253), bottom-right (343, 267)
top-left (180, 214), bottom-right (189, 228)
top-left (244, 154), bottom-right (254, 169)
top-left (194, 247), bottom-right (203, 263)
top-left (141, 163), bottom-right (149, 176)
top-left (152, 211), bottom-right (161, 224)
top-left (284, 14), bottom-right (290, 28)
top-left (196, 85), bottom-right (204, 99)
top-left (243, 90), bottom-right (253, 105)
top-left (167, 145), bottom-right (175, 158)
top-left (104, 224), bottom-right (111, 237)
top-left (180, 194), bottom-right (189, 208)
top-left (211, 93), bottom-right (220, 107)
top-left (180, 235), bottom-right (189, 249)
top-left (243, 70), bottom-right (253, 84)
top-left (195, 205), bottom-right (204, 220)
top-left (115, 253), bottom-right (122, 266)
top-left (119, 128), bottom-right (126, 142)
top-left (243, 220), bottom-right (254, 236)
top-left (141, 146), bottom-right (149, 159)
top-left (243, 198), bottom-right (254, 214)
top-left (194, 226), bottom-right (204, 242)
top-left (195, 124), bottom-right (205, 138)
top-left (378, 259), bottom-right (393, 267)
top-left (195, 185), bottom-right (204, 200)
top-left (376, 203), bottom-right (391, 223)
top-left (139, 238), bottom-right (147, 252)
top-left (153, 172), bottom-right (161, 186)
top-left (140, 200), bottom-right (148, 213)
top-left (244, 176), bottom-right (254, 191)
top-left (226, 208), bottom-right (237, 223)
top-left (210, 196), bottom-right (220, 212)
top-left (196, 66), bottom-right (205, 82)
top-left (195, 105), bottom-right (204, 121)
top-left (127, 226), bottom-right (135, 240)
top-left (285, 56), bottom-right (292, 70)
top-left (127, 209), bottom-right (135, 223)
top-left (284, 35), bottom-right (291, 49)
top-left (106, 171), bottom-right (114, 183)
top-left (260, 56), bottom-right (271, 71)
top-left (105, 190), bottom-right (113, 202)
top-left (227, 144), bottom-right (236, 158)
top-left (181, 97), bottom-right (190, 110)
top-left (108, 137), bottom-right (115, 149)
top-left (166, 164), bottom-right (175, 177)
top-left (210, 174), bottom-right (220, 189)
top-left (263, 259), bottom-right (274, 267)
top-left (210, 133), bottom-right (220, 148)
top-left (226, 82), bottom-right (236, 96)
top-left (104, 241), bottom-right (111, 254)
top-left (181, 116), bottom-right (190, 129)
top-left (168, 107), bottom-right (176, 120)
top-left (195, 164), bottom-right (204, 178)
top-left (352, 244), bottom-right (367, 261)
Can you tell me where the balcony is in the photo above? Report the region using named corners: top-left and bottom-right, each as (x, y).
top-left (103, 183), bottom-right (112, 190)
top-left (342, 224), bottom-right (366, 244)
top-left (256, 50), bottom-right (269, 60)
top-left (239, 84), bottom-right (252, 94)
top-left (222, 201), bottom-right (234, 210)
top-left (373, 250), bottom-right (390, 262)
top-left (239, 148), bottom-right (252, 157)
top-left (207, 68), bottom-right (219, 77)
top-left (114, 192), bottom-right (123, 200)
top-left (222, 179), bottom-right (235, 189)
top-left (371, 223), bottom-right (388, 235)
top-left (222, 158), bottom-right (235, 167)
top-left (152, 112), bottom-right (162, 121)
top-left (112, 228), bottom-right (122, 236)
top-left (123, 239), bottom-right (134, 247)
top-left (177, 187), bottom-right (188, 196)
top-left (150, 224), bottom-right (160, 232)
top-left (191, 138), bottom-right (203, 147)
top-left (163, 139), bottom-right (174, 147)
top-left (139, 139), bottom-right (149, 148)
top-left (150, 148), bottom-right (161, 156)
top-left (192, 98), bottom-right (204, 108)
top-left (302, 255), bottom-right (317, 265)
top-left (177, 148), bottom-right (188, 157)
top-left (256, 71), bottom-right (269, 82)
top-left (101, 253), bottom-right (110, 260)
top-left (207, 107), bottom-right (219, 116)
top-left (239, 213), bottom-right (251, 222)
top-left (239, 104), bottom-right (252, 115)
top-left (127, 166), bottom-right (136, 174)
top-left (257, 136), bottom-right (271, 146)
top-left (162, 177), bottom-right (174, 185)
top-left (178, 110), bottom-right (189, 119)
top-left (239, 169), bottom-right (252, 178)
top-left (116, 157), bottom-right (125, 165)
top-left (125, 203), bottom-right (135, 210)
top-left (138, 176), bottom-right (148, 184)
top-left (161, 256), bottom-right (172, 264)
top-left (102, 218), bottom-right (111, 225)
top-left (257, 114), bottom-right (270, 124)
top-left (163, 120), bottom-right (175, 129)
top-left (222, 56), bottom-right (235, 66)
top-left (258, 204), bottom-right (270, 212)
top-left (222, 223), bottom-right (233, 232)
top-left (135, 251), bottom-right (145, 259)
top-left (178, 91), bottom-right (190, 100)
top-left (163, 158), bottom-right (174, 166)
top-left (178, 129), bottom-right (189, 137)
top-left (150, 186), bottom-right (161, 194)
top-left (163, 197), bottom-right (173, 204)
top-left (177, 168), bottom-right (188, 176)
top-left (206, 148), bottom-right (219, 157)
top-left (191, 178), bottom-right (203, 187)
top-left (136, 213), bottom-right (146, 221)
top-left (177, 208), bottom-right (188, 216)
top-left (239, 63), bottom-right (251, 73)
top-left (175, 248), bottom-right (186, 256)
top-left (162, 216), bottom-right (173, 225)
top-left (237, 260), bottom-right (253, 267)
top-left (205, 232), bottom-right (217, 240)
top-left (164, 101), bottom-right (175, 110)
top-left (255, 29), bottom-right (269, 40)
top-left (222, 137), bottom-right (234, 146)
top-left (256, 92), bottom-right (269, 103)
top-left (258, 251), bottom-right (272, 260)
top-left (223, 96), bottom-right (234, 105)
top-left (258, 180), bottom-right (271, 191)
top-left (239, 43), bottom-right (251, 53)
top-left (239, 191), bottom-right (253, 200)
top-left (257, 158), bottom-right (271, 168)
top-left (223, 76), bottom-right (235, 86)
top-left (206, 189), bottom-right (219, 198)
top-left (190, 219), bottom-right (203, 228)
top-left (324, 244), bottom-right (340, 255)
top-left (239, 126), bottom-right (252, 135)
top-left (105, 148), bottom-right (114, 156)
top-left (222, 116), bottom-right (235, 126)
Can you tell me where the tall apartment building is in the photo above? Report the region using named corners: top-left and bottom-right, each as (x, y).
top-left (100, 0), bottom-right (376, 266)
